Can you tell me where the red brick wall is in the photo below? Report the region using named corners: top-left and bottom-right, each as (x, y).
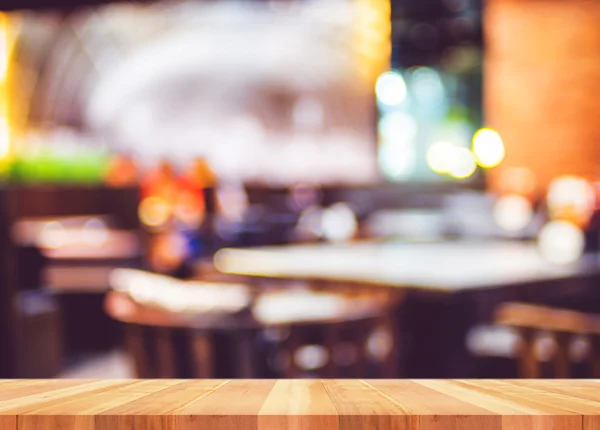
top-left (485, 0), bottom-right (600, 194)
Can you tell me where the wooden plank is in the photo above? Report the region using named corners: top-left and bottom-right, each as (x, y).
top-left (417, 380), bottom-right (582, 429)
top-left (19, 380), bottom-right (177, 430)
top-left (508, 380), bottom-right (600, 403)
top-left (0, 381), bottom-right (130, 415)
top-left (460, 380), bottom-right (600, 430)
top-left (367, 380), bottom-right (501, 429)
top-left (0, 380), bottom-right (90, 402)
top-left (0, 381), bottom-right (131, 430)
top-left (258, 380), bottom-right (338, 430)
top-left (175, 380), bottom-right (276, 430)
top-left (322, 380), bottom-right (416, 430)
top-left (96, 379), bottom-right (227, 430)
top-left (0, 379), bottom-right (599, 429)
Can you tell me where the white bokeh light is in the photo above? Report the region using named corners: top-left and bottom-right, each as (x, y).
top-left (375, 71), bottom-right (407, 107)
top-left (321, 203), bottom-right (358, 243)
top-left (426, 141), bottom-right (455, 174)
top-left (493, 195), bottom-right (533, 232)
top-left (472, 128), bottom-right (505, 168)
top-left (538, 220), bottom-right (584, 265)
top-left (448, 147), bottom-right (477, 179)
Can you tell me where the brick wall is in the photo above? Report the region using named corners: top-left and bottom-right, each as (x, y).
top-left (485, 0), bottom-right (600, 194)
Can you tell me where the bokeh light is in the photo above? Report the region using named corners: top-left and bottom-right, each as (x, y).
top-left (538, 220), bottom-right (584, 265)
top-left (321, 203), bottom-right (358, 243)
top-left (378, 112), bottom-right (418, 142)
top-left (426, 141), bottom-right (455, 174)
top-left (39, 222), bottom-right (67, 249)
top-left (472, 128), bottom-right (505, 168)
top-left (139, 195), bottom-right (172, 228)
top-left (448, 147), bottom-right (477, 179)
top-left (379, 140), bottom-right (416, 180)
top-left (547, 175), bottom-right (595, 227)
top-left (375, 71), bottom-right (407, 107)
top-left (83, 218), bottom-right (108, 246)
top-left (493, 194), bottom-right (533, 232)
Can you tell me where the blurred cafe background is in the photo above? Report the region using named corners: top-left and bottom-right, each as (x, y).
top-left (1, 0), bottom-right (599, 380)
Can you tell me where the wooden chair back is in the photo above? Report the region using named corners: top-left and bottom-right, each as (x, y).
top-left (105, 281), bottom-right (401, 378)
top-left (495, 302), bottom-right (600, 378)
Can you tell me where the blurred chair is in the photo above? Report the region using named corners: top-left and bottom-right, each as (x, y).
top-left (495, 302), bottom-right (600, 378)
top-left (253, 288), bottom-right (400, 378)
top-left (105, 269), bottom-right (400, 378)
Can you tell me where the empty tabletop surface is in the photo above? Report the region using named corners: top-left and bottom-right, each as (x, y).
top-left (214, 240), bottom-right (600, 292)
top-left (1, 379), bottom-right (600, 429)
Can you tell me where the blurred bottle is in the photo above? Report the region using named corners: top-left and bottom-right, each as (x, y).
top-left (141, 159), bottom-right (178, 201)
top-left (104, 153), bottom-right (140, 188)
top-left (182, 157), bottom-right (217, 189)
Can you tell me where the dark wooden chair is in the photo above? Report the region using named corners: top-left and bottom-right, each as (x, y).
top-left (105, 271), bottom-right (401, 378)
top-left (495, 302), bottom-right (600, 378)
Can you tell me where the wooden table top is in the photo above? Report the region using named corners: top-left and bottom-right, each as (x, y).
top-left (1, 379), bottom-right (600, 429)
top-left (214, 241), bottom-right (600, 292)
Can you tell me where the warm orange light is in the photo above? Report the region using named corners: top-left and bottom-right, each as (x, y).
top-left (353, 0), bottom-right (391, 84)
top-left (0, 12), bottom-right (17, 162)
top-left (547, 175), bottom-right (595, 227)
top-left (139, 195), bottom-right (172, 228)
top-left (0, 13), bottom-right (8, 84)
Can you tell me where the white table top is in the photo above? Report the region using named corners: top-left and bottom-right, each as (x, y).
top-left (214, 240), bottom-right (600, 292)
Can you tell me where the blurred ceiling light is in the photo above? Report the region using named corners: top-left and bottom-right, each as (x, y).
top-left (139, 196), bottom-right (172, 228)
top-left (375, 71), bottom-right (407, 107)
top-left (493, 194), bottom-right (533, 233)
top-left (547, 175), bottom-right (595, 226)
top-left (0, 116), bottom-right (9, 159)
top-left (321, 203), bottom-right (358, 243)
top-left (472, 128), bottom-right (505, 168)
top-left (538, 220), bottom-right (584, 265)
top-left (426, 141), bottom-right (455, 174)
top-left (448, 147), bottom-right (477, 179)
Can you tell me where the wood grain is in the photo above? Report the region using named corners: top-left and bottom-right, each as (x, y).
top-left (19, 380), bottom-right (177, 430)
top-left (175, 380), bottom-right (276, 430)
top-left (0, 380), bottom-right (599, 429)
top-left (323, 380), bottom-right (416, 430)
top-left (96, 379), bottom-right (227, 430)
top-left (367, 380), bottom-right (500, 429)
top-left (258, 380), bottom-right (338, 430)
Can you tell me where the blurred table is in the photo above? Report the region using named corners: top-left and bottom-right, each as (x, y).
top-left (214, 240), bottom-right (600, 377)
top-left (215, 240), bottom-right (600, 292)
